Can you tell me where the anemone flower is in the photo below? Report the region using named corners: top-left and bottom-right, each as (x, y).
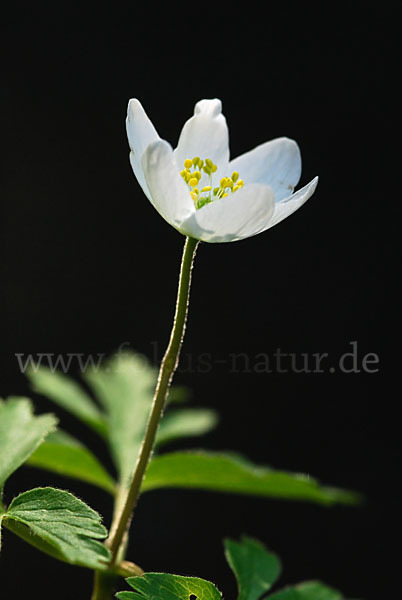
top-left (126, 98), bottom-right (318, 243)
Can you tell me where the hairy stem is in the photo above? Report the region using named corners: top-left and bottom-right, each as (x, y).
top-left (106, 235), bottom-right (199, 563)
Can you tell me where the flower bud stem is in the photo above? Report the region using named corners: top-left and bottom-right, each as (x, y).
top-left (105, 235), bottom-right (199, 565)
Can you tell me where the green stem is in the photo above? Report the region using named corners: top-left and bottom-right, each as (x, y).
top-left (91, 571), bottom-right (118, 600)
top-left (91, 560), bottom-right (143, 600)
top-left (107, 235), bottom-right (199, 563)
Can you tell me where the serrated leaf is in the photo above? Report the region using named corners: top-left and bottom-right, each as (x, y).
top-left (224, 536), bottom-right (281, 600)
top-left (268, 581), bottom-right (344, 600)
top-left (2, 487), bottom-right (110, 569)
top-left (84, 352), bottom-right (211, 488)
top-left (27, 367), bottom-right (107, 437)
top-left (116, 573), bottom-right (222, 600)
top-left (141, 452), bottom-right (360, 506)
top-left (26, 352), bottom-right (217, 492)
top-left (0, 397), bottom-right (57, 488)
top-left (27, 430), bottom-right (116, 494)
top-left (156, 409), bottom-right (218, 448)
top-left (84, 352), bottom-right (157, 488)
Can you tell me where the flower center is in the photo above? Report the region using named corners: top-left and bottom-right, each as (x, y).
top-left (180, 157), bottom-right (244, 210)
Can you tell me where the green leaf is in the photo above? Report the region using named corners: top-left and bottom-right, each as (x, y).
top-left (167, 385), bottom-right (191, 404)
top-left (115, 540), bottom-right (350, 600)
top-left (27, 351), bottom-right (216, 492)
top-left (27, 367), bottom-right (107, 437)
top-left (156, 409), bottom-right (218, 448)
top-left (224, 536), bottom-right (281, 600)
top-left (27, 430), bottom-right (116, 494)
top-left (0, 397), bottom-right (57, 488)
top-left (84, 352), bottom-right (157, 487)
top-left (141, 451), bottom-right (360, 506)
top-left (84, 352), bottom-right (214, 488)
top-left (116, 573), bottom-right (222, 600)
top-left (268, 581), bottom-right (343, 600)
top-left (2, 487), bottom-right (110, 569)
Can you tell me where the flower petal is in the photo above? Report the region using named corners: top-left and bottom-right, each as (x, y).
top-left (262, 176), bottom-right (319, 231)
top-left (179, 184), bottom-right (275, 243)
top-left (174, 99), bottom-right (230, 170)
top-left (141, 140), bottom-right (195, 228)
top-left (229, 137), bottom-right (302, 202)
top-left (126, 99), bottom-right (161, 200)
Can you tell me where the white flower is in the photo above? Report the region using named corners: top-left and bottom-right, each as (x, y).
top-left (126, 98), bottom-right (318, 243)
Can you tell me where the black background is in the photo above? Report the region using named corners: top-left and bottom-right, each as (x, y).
top-left (0, 4), bottom-right (400, 599)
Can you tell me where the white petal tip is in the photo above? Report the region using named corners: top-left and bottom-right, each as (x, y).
top-left (310, 175), bottom-right (319, 191)
top-left (194, 98), bottom-right (223, 117)
top-left (127, 98), bottom-right (142, 118)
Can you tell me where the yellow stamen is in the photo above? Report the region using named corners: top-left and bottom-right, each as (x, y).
top-left (182, 156), bottom-right (244, 209)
